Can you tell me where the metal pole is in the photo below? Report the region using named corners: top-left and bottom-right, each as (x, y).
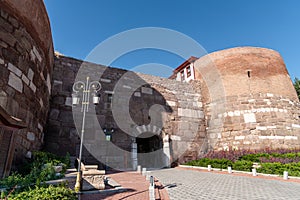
top-left (75, 77), bottom-right (89, 192)
top-left (73, 77), bottom-right (101, 192)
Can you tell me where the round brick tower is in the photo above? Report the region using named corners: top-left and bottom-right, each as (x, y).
top-left (0, 0), bottom-right (53, 173)
top-left (194, 47), bottom-right (300, 151)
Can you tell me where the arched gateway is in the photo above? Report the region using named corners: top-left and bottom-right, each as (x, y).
top-left (136, 132), bottom-right (164, 168)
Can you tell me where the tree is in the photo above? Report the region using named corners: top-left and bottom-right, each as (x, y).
top-left (294, 78), bottom-right (300, 101)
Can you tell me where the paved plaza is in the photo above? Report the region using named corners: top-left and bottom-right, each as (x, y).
top-left (151, 168), bottom-right (300, 200)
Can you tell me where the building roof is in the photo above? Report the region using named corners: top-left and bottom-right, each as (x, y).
top-left (174, 56), bottom-right (198, 73)
top-left (169, 56), bottom-right (198, 79)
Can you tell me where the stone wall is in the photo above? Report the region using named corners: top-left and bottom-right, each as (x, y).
top-left (194, 47), bottom-right (300, 151)
top-left (45, 48), bottom-right (300, 168)
top-left (0, 0), bottom-right (53, 169)
top-left (2, 0), bottom-right (299, 173)
top-left (45, 55), bottom-right (206, 169)
top-left (206, 93), bottom-right (300, 151)
top-left (196, 47), bottom-right (298, 101)
top-left (138, 74), bottom-right (206, 163)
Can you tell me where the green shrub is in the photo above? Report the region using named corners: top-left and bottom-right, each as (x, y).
top-left (185, 158), bottom-right (211, 167)
top-left (0, 151), bottom-right (71, 197)
top-left (238, 152), bottom-right (300, 162)
top-left (195, 158), bottom-right (212, 167)
top-left (8, 185), bottom-right (76, 200)
top-left (209, 159), bottom-right (233, 169)
top-left (185, 158), bottom-right (232, 169)
top-left (257, 162), bottom-right (285, 175)
top-left (232, 160), bottom-right (253, 172)
top-left (185, 151), bottom-right (300, 177)
top-left (33, 151), bottom-right (69, 167)
top-left (238, 153), bottom-right (270, 162)
top-left (284, 163), bottom-right (300, 177)
top-left (0, 173), bottom-right (25, 189)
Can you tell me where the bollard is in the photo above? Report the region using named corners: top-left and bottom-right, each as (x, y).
top-left (146, 171), bottom-right (151, 180)
top-left (149, 185), bottom-right (155, 200)
top-left (208, 165), bottom-right (212, 171)
top-left (142, 167), bottom-right (147, 176)
top-left (137, 165), bottom-right (141, 173)
top-left (283, 171), bottom-right (288, 180)
top-left (228, 166), bottom-right (232, 173)
top-left (252, 168), bottom-right (257, 176)
top-left (149, 176), bottom-right (155, 200)
top-left (150, 176), bottom-right (154, 187)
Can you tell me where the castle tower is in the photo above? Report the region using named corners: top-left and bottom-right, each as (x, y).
top-left (0, 0), bottom-right (53, 176)
top-left (193, 47), bottom-right (300, 151)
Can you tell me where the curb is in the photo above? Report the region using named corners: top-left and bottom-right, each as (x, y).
top-left (76, 187), bottom-right (127, 195)
top-left (178, 165), bottom-right (300, 180)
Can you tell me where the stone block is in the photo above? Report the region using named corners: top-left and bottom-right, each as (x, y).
top-left (0, 30), bottom-right (16, 46)
top-left (166, 100), bottom-right (176, 107)
top-left (0, 91), bottom-right (7, 108)
top-left (170, 135), bottom-right (181, 141)
top-left (100, 78), bottom-right (111, 83)
top-left (65, 97), bottom-right (72, 106)
top-left (69, 128), bottom-right (78, 139)
top-left (58, 110), bottom-right (74, 123)
top-left (38, 123), bottom-right (43, 132)
top-left (49, 109), bottom-right (60, 120)
top-left (29, 81), bottom-right (36, 93)
top-left (141, 87), bottom-right (153, 94)
top-left (8, 72), bottom-right (23, 93)
top-left (52, 80), bottom-right (63, 94)
top-left (178, 121), bottom-right (189, 130)
top-left (27, 68), bottom-right (34, 81)
top-left (27, 132), bottom-right (35, 141)
top-left (292, 124), bottom-right (300, 129)
top-left (8, 63), bottom-right (22, 77)
top-left (243, 113), bottom-right (256, 123)
top-left (52, 96), bottom-right (65, 105)
top-left (0, 16), bottom-right (14, 32)
top-left (21, 74), bottom-right (30, 85)
top-left (32, 46), bottom-right (42, 62)
top-left (178, 108), bottom-right (204, 119)
top-left (134, 92), bottom-right (141, 97)
top-left (234, 136), bottom-right (245, 140)
top-left (82, 175), bottom-right (105, 190)
top-left (8, 16), bottom-right (19, 28)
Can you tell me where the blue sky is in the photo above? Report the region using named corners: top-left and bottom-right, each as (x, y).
top-left (44, 0), bottom-right (300, 80)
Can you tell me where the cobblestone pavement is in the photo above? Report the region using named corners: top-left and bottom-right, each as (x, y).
top-left (151, 168), bottom-right (300, 200)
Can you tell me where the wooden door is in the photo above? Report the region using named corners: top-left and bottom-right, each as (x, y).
top-left (0, 128), bottom-right (13, 178)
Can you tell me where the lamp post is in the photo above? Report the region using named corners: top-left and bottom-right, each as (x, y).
top-left (72, 76), bottom-right (101, 192)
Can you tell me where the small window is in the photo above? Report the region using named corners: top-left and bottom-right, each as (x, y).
top-left (107, 94), bottom-right (113, 103)
top-left (180, 71), bottom-right (185, 81)
top-left (186, 66), bottom-right (191, 77)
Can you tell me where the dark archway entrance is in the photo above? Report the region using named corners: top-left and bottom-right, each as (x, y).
top-left (136, 133), bottom-right (164, 169)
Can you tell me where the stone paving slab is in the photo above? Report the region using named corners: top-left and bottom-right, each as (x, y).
top-left (151, 168), bottom-right (300, 200)
top-left (79, 171), bottom-right (169, 200)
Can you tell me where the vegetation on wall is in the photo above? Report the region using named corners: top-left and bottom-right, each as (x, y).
top-left (294, 77), bottom-right (300, 100)
top-left (0, 151), bottom-right (74, 200)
